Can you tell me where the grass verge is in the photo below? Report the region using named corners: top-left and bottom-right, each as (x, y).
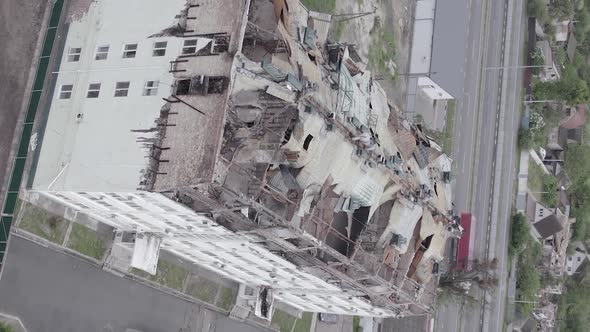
top-left (271, 309), bottom-right (297, 332)
top-left (186, 276), bottom-right (219, 304)
top-left (527, 159), bottom-right (557, 206)
top-left (330, 20), bottom-right (346, 42)
top-left (215, 286), bottom-right (236, 311)
top-left (293, 312), bottom-right (313, 332)
top-left (300, 0), bottom-right (336, 13)
top-left (66, 223), bottom-right (107, 260)
top-left (18, 203), bottom-right (69, 244)
top-left (368, 28), bottom-right (396, 78)
top-left (132, 259), bottom-right (189, 291)
top-left (353, 316), bottom-right (362, 332)
top-left (427, 100), bottom-right (456, 155)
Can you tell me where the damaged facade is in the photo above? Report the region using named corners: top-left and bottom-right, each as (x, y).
top-left (30, 0), bottom-right (457, 319)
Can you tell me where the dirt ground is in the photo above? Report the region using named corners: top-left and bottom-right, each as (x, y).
top-left (0, 0), bottom-right (50, 193)
top-left (333, 0), bottom-right (416, 112)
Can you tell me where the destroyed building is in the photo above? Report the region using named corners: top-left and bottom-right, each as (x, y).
top-left (29, 0), bottom-right (457, 320)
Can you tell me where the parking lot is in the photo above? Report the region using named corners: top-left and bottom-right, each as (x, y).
top-left (0, 236), bottom-right (268, 332)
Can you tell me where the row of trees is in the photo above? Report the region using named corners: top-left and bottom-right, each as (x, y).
top-left (565, 145), bottom-right (590, 240)
top-left (558, 270), bottom-right (590, 331)
top-left (533, 77), bottom-right (590, 106)
top-left (509, 214), bottom-right (544, 314)
top-left (552, 1), bottom-right (590, 331)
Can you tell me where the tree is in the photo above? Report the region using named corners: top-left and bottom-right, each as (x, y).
top-left (575, 9), bottom-right (590, 41)
top-left (558, 282), bottom-right (590, 332)
top-left (528, 0), bottom-right (549, 23)
top-left (516, 239), bottom-right (543, 314)
top-left (533, 78), bottom-right (590, 105)
top-left (531, 47), bottom-right (544, 75)
top-left (517, 262), bottom-right (542, 313)
top-left (563, 78), bottom-right (590, 104)
top-left (518, 128), bottom-right (535, 148)
top-left (509, 214), bottom-right (530, 256)
top-left (542, 173), bottom-right (559, 206)
top-left (565, 145), bottom-right (590, 185)
top-left (572, 204), bottom-right (590, 240)
top-left (0, 322), bottom-right (14, 332)
top-left (551, 0), bottom-right (575, 20)
top-left (440, 258), bottom-right (500, 293)
top-left (571, 177), bottom-right (590, 205)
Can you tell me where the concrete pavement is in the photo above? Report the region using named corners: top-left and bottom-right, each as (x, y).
top-left (0, 0), bottom-right (50, 202)
top-left (0, 235), bottom-right (268, 332)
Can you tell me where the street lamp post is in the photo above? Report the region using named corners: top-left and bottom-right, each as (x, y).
top-left (484, 65), bottom-right (549, 71)
top-left (524, 99), bottom-right (557, 104)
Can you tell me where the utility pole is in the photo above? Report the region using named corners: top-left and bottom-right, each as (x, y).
top-left (485, 65), bottom-right (549, 71)
top-left (524, 99), bottom-right (557, 104)
top-left (395, 71), bottom-right (438, 77)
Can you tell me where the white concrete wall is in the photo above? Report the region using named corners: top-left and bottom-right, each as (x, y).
top-left (34, 0), bottom-right (186, 191)
top-left (33, 190), bottom-right (396, 317)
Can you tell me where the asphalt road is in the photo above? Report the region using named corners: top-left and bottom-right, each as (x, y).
top-left (431, 0), bottom-right (525, 331)
top-left (0, 235), bottom-right (268, 332)
top-left (0, 0), bottom-right (49, 205)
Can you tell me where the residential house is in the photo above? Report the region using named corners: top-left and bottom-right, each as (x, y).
top-left (526, 194), bottom-right (564, 240)
top-left (526, 194), bottom-right (573, 277)
top-left (536, 40), bottom-right (560, 82)
top-left (512, 318), bottom-right (539, 332)
top-left (560, 104), bottom-right (585, 145)
top-left (554, 20), bottom-right (571, 44)
top-left (543, 105), bottom-right (584, 187)
top-left (546, 126), bottom-right (567, 151)
top-left (566, 241), bottom-right (590, 275)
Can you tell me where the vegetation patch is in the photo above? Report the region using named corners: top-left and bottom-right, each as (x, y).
top-left (530, 47), bottom-right (543, 75)
top-left (66, 223), bottom-right (107, 260)
top-left (329, 20), bottom-right (346, 42)
top-left (368, 27), bottom-right (396, 78)
top-left (515, 233), bottom-right (542, 314)
top-left (132, 259), bottom-right (189, 291)
top-left (424, 100), bottom-right (455, 155)
top-left (300, 0), bottom-right (336, 13)
top-left (353, 316), bottom-right (362, 332)
top-left (185, 276), bottom-right (219, 304)
top-left (215, 286), bottom-right (236, 311)
top-left (18, 203), bottom-right (69, 244)
top-left (0, 322), bottom-right (14, 332)
top-left (527, 159), bottom-right (558, 206)
top-left (271, 309), bottom-right (297, 332)
top-left (508, 213), bottom-right (530, 258)
top-left (293, 312), bottom-right (313, 332)
top-left (558, 276), bottom-right (590, 332)
top-left (565, 144), bottom-right (590, 240)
